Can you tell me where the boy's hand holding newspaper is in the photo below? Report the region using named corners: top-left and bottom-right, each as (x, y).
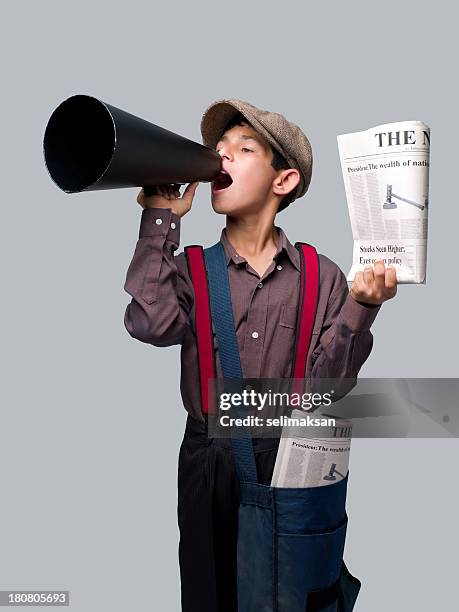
top-left (350, 259), bottom-right (397, 306)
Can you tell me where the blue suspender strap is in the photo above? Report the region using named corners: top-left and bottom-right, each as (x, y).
top-left (204, 242), bottom-right (258, 485)
top-left (204, 243), bottom-right (244, 380)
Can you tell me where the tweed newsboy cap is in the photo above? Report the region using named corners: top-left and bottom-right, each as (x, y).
top-left (200, 99), bottom-right (313, 204)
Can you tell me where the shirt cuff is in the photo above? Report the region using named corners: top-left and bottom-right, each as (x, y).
top-left (139, 207), bottom-right (181, 246)
top-left (339, 292), bottom-right (382, 332)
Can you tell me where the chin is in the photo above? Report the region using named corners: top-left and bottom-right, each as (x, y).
top-left (211, 193), bottom-right (240, 215)
top-left (213, 201), bottom-right (249, 218)
top-left (212, 190), bottom-right (257, 217)
top-left (210, 199), bottom-right (228, 215)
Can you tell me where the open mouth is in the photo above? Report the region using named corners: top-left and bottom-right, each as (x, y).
top-left (212, 170), bottom-right (233, 193)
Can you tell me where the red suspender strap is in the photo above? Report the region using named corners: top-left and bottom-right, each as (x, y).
top-left (184, 245), bottom-right (216, 415)
top-left (290, 243), bottom-right (320, 397)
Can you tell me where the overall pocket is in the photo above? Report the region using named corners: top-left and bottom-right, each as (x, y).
top-left (276, 517), bottom-right (348, 612)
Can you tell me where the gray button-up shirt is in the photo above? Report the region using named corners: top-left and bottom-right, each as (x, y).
top-left (124, 207), bottom-right (381, 422)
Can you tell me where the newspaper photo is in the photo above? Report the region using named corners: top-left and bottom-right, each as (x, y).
top-left (271, 411), bottom-right (352, 488)
top-left (337, 120), bottom-right (430, 284)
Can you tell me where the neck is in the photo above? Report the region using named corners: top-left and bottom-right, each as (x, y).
top-left (225, 211), bottom-right (279, 259)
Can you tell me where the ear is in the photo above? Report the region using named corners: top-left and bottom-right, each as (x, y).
top-left (272, 168), bottom-right (300, 198)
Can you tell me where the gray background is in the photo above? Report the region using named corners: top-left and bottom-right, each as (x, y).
top-left (1, 1), bottom-right (457, 610)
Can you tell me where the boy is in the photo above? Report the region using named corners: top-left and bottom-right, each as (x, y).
top-left (123, 99), bottom-right (397, 612)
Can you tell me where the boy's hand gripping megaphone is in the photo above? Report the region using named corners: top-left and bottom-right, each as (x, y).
top-left (43, 94), bottom-right (222, 195)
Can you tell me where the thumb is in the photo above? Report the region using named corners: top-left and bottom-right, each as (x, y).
top-left (181, 181), bottom-right (199, 204)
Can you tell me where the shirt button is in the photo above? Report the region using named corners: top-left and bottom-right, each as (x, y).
top-left (257, 282), bottom-right (263, 289)
top-left (170, 222), bottom-right (176, 229)
top-left (155, 218), bottom-right (163, 225)
top-left (276, 264), bottom-right (282, 271)
top-left (251, 331), bottom-right (259, 339)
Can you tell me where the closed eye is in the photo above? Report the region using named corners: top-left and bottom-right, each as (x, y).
top-left (215, 147), bottom-right (254, 153)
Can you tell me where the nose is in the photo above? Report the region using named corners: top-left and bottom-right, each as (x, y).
top-left (217, 144), bottom-right (233, 161)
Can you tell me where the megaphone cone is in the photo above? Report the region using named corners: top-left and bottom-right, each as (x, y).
top-left (43, 94), bottom-right (222, 194)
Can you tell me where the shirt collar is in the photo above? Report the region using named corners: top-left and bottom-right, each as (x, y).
top-left (219, 225), bottom-right (301, 272)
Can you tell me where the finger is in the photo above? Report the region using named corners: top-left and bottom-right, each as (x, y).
top-left (165, 184), bottom-right (178, 199)
top-left (385, 267), bottom-right (398, 290)
top-left (373, 260), bottom-right (386, 292)
top-left (181, 182), bottom-right (199, 206)
top-left (137, 188), bottom-right (145, 206)
top-left (351, 271), bottom-right (365, 301)
top-left (184, 181), bottom-right (199, 193)
top-left (363, 265), bottom-right (374, 286)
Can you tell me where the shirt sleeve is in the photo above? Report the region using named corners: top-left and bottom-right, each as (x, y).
top-left (311, 263), bottom-right (381, 397)
top-left (123, 207), bottom-right (194, 346)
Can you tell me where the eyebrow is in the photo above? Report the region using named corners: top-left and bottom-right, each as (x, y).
top-left (218, 133), bottom-right (264, 146)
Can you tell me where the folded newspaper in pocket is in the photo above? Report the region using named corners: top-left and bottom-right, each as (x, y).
top-left (337, 120), bottom-right (430, 284)
top-left (271, 410), bottom-right (352, 488)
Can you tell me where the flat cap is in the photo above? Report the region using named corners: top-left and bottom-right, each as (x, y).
top-left (200, 99), bottom-right (313, 205)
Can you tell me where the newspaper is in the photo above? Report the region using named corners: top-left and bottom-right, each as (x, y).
top-left (271, 411), bottom-right (352, 488)
top-left (337, 120), bottom-right (430, 284)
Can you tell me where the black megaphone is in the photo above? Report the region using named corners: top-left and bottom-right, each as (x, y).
top-left (43, 94), bottom-right (222, 195)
